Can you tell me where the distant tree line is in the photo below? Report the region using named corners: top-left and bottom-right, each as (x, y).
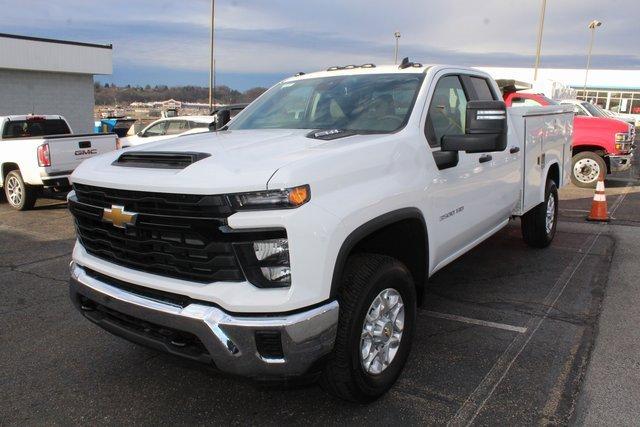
top-left (94, 82), bottom-right (267, 106)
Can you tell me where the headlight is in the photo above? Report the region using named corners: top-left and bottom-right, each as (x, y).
top-left (615, 133), bottom-right (627, 142)
top-left (234, 237), bottom-right (291, 287)
top-left (230, 185), bottom-right (310, 210)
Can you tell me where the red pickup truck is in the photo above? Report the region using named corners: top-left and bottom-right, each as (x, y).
top-left (503, 92), bottom-right (634, 187)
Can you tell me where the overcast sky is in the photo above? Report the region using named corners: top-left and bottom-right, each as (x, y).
top-left (2, 0), bottom-right (638, 89)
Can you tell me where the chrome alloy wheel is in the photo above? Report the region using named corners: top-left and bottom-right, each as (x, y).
top-left (574, 158), bottom-right (600, 184)
top-left (360, 288), bottom-right (405, 375)
top-left (6, 175), bottom-right (23, 206)
top-left (546, 192), bottom-right (556, 234)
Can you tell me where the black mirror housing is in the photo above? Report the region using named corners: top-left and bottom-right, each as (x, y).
top-left (213, 109), bottom-right (232, 130)
top-left (441, 100), bottom-right (508, 153)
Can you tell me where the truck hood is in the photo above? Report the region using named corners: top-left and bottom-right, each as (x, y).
top-left (71, 129), bottom-right (373, 194)
top-left (575, 115), bottom-right (631, 133)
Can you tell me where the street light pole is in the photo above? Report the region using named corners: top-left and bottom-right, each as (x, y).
top-left (533, 0), bottom-right (547, 81)
top-left (208, 0), bottom-right (216, 111)
top-left (394, 31), bottom-right (401, 65)
top-left (583, 20), bottom-right (602, 96)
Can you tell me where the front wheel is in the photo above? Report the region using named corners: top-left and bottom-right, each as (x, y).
top-left (320, 254), bottom-right (417, 402)
top-left (521, 178), bottom-right (558, 248)
top-left (4, 170), bottom-right (37, 211)
top-left (571, 152), bottom-right (606, 188)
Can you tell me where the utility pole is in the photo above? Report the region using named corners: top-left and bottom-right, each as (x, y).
top-left (394, 31), bottom-right (401, 65)
top-left (583, 20), bottom-right (602, 96)
top-left (213, 58), bottom-right (216, 107)
top-left (533, 0), bottom-right (547, 81)
top-left (208, 0), bottom-right (216, 111)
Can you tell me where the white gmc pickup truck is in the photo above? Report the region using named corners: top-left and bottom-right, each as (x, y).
top-left (67, 62), bottom-right (573, 402)
top-left (0, 115), bottom-right (118, 210)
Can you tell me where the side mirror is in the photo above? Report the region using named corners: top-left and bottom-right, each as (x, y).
top-left (213, 109), bottom-right (232, 130)
top-left (137, 131), bottom-right (144, 137)
top-left (441, 100), bottom-right (508, 153)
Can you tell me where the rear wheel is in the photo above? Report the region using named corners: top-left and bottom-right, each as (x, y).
top-left (521, 178), bottom-right (558, 248)
top-left (571, 152), bottom-right (606, 188)
top-left (4, 170), bottom-right (37, 211)
top-left (320, 254), bottom-right (416, 402)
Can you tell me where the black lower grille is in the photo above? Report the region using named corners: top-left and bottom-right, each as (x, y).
top-left (79, 295), bottom-right (210, 361)
top-left (69, 196), bottom-right (245, 283)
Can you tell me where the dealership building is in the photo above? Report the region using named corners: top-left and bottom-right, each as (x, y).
top-left (480, 66), bottom-right (640, 114)
top-left (0, 33), bottom-right (112, 133)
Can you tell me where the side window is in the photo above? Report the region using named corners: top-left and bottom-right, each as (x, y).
top-left (470, 77), bottom-right (496, 101)
top-left (425, 75), bottom-right (468, 147)
top-left (165, 120), bottom-right (188, 135)
top-left (143, 121), bottom-right (168, 137)
top-left (511, 97), bottom-right (542, 107)
top-left (570, 105), bottom-right (587, 116)
top-left (189, 121), bottom-right (210, 129)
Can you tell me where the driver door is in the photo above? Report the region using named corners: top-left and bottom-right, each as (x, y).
top-left (424, 74), bottom-right (497, 268)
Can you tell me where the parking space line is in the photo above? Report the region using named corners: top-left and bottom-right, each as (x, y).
top-left (559, 208), bottom-right (590, 213)
top-left (609, 181), bottom-right (633, 215)
top-left (447, 226), bottom-right (606, 427)
top-left (421, 310), bottom-right (527, 334)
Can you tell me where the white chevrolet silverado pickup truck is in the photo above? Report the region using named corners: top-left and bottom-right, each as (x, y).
top-left (0, 115), bottom-right (117, 210)
top-left (67, 62), bottom-right (573, 402)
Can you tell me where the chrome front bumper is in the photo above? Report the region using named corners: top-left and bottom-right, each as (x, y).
top-left (609, 153), bottom-right (634, 173)
top-left (69, 262), bottom-right (339, 378)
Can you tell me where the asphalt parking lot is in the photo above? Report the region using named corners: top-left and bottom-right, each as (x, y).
top-left (2, 165), bottom-right (640, 425)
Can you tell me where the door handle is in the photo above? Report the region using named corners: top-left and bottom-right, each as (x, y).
top-left (479, 154), bottom-right (492, 163)
top-left (509, 146), bottom-right (520, 154)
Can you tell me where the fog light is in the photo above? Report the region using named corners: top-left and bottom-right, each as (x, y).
top-left (253, 239), bottom-right (288, 263)
top-left (234, 236), bottom-right (291, 287)
top-left (260, 266), bottom-right (291, 283)
top-left (254, 239), bottom-right (290, 284)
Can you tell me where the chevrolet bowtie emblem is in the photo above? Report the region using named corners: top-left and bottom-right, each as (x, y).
top-left (102, 205), bottom-right (137, 228)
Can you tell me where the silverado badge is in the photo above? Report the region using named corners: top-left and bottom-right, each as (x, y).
top-left (102, 205), bottom-right (137, 229)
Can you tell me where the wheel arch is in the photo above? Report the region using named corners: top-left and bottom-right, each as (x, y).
top-left (1, 162), bottom-right (20, 187)
top-left (541, 161), bottom-right (560, 202)
top-left (330, 208), bottom-right (429, 305)
top-left (547, 162), bottom-right (560, 187)
top-left (572, 145), bottom-right (606, 157)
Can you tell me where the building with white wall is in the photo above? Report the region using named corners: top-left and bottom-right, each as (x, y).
top-left (478, 66), bottom-right (640, 113)
top-left (0, 33), bottom-right (112, 133)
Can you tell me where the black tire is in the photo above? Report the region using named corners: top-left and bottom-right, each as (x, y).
top-left (521, 178), bottom-right (558, 248)
top-left (570, 152), bottom-right (606, 188)
top-left (4, 170), bottom-right (37, 211)
top-left (320, 253), bottom-right (417, 402)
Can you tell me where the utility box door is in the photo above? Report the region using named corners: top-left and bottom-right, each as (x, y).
top-left (522, 114), bottom-right (545, 212)
top-left (521, 109), bottom-right (573, 213)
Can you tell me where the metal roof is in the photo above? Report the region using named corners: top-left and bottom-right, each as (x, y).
top-left (0, 33), bottom-right (112, 75)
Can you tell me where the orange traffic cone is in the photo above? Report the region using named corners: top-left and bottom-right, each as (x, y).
top-left (587, 172), bottom-right (609, 222)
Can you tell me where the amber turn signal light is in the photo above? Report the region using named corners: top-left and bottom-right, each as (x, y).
top-left (288, 185), bottom-right (310, 206)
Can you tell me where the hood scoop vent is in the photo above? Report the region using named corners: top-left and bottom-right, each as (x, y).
top-left (306, 129), bottom-right (358, 141)
top-left (113, 151), bottom-right (211, 169)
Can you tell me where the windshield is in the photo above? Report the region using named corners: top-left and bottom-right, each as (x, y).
top-left (581, 102), bottom-right (604, 117)
top-left (228, 73), bottom-right (425, 133)
top-left (594, 104), bottom-right (615, 117)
